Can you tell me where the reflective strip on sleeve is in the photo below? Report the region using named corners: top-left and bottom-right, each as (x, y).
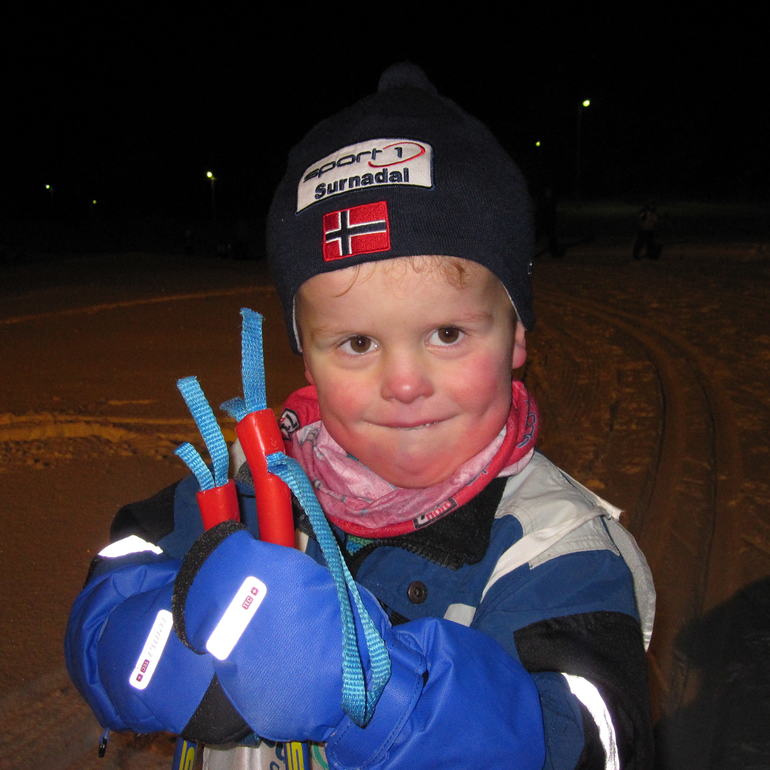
top-left (562, 673), bottom-right (619, 770)
top-left (98, 535), bottom-right (164, 558)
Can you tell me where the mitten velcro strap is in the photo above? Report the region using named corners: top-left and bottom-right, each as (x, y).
top-left (172, 521), bottom-right (246, 650)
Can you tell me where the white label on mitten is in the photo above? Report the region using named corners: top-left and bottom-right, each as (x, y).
top-left (206, 576), bottom-right (267, 660)
top-left (129, 609), bottom-right (173, 690)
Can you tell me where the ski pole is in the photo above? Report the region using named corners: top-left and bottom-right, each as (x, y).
top-left (234, 408), bottom-right (294, 547)
top-left (189, 408), bottom-right (294, 545)
top-left (174, 312), bottom-right (306, 769)
top-left (175, 309), bottom-right (294, 544)
top-left (219, 308), bottom-right (295, 547)
top-left (223, 311), bottom-right (308, 768)
top-left (175, 376), bottom-right (240, 531)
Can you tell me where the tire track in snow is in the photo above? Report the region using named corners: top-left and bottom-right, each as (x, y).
top-left (0, 285), bottom-right (267, 326)
top-left (0, 412), bottom-right (197, 439)
top-left (540, 287), bottom-right (743, 759)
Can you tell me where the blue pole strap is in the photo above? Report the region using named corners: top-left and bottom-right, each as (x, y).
top-left (220, 308), bottom-right (267, 422)
top-left (175, 442), bottom-right (214, 490)
top-left (240, 308), bottom-right (267, 413)
top-left (267, 452), bottom-right (391, 726)
top-left (175, 376), bottom-right (230, 489)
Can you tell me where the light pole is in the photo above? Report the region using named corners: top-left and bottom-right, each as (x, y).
top-left (575, 98), bottom-right (590, 198)
top-left (206, 170), bottom-right (217, 220)
top-left (45, 184), bottom-right (54, 215)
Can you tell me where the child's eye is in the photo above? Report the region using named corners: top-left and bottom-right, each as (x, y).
top-left (430, 327), bottom-right (464, 346)
top-left (340, 335), bottom-right (377, 355)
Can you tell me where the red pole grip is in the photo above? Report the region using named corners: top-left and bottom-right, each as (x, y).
top-left (196, 479), bottom-right (240, 530)
top-left (236, 409), bottom-right (295, 548)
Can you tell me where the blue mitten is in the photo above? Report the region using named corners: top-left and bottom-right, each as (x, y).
top-left (328, 617), bottom-right (546, 769)
top-left (65, 544), bottom-right (251, 743)
top-left (171, 522), bottom-right (545, 769)
top-left (173, 522), bottom-right (544, 770)
top-left (172, 522), bottom-right (427, 745)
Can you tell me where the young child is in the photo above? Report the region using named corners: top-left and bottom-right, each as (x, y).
top-left (66, 63), bottom-right (654, 768)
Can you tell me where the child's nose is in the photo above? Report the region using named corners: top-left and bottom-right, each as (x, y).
top-left (379, 352), bottom-right (434, 403)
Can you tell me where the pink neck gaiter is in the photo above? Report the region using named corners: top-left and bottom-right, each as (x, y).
top-left (280, 381), bottom-right (539, 538)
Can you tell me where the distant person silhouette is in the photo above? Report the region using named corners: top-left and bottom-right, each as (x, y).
top-left (633, 202), bottom-right (661, 260)
top-left (536, 186), bottom-right (565, 258)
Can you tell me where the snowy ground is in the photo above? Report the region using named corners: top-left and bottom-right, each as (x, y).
top-left (1, 225), bottom-right (768, 767)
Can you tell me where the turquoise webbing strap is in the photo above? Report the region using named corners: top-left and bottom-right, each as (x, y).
top-left (221, 308), bottom-right (265, 422)
top-left (267, 451), bottom-right (391, 726)
top-left (174, 376), bottom-right (229, 490)
top-left (240, 309), bottom-right (267, 412)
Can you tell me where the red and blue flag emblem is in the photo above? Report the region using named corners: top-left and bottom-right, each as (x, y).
top-left (322, 201), bottom-right (390, 261)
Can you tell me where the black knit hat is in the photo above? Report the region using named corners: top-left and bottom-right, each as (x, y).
top-left (267, 62), bottom-right (534, 352)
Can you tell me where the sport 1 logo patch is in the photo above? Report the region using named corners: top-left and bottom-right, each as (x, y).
top-left (322, 201), bottom-right (390, 262)
top-left (297, 138), bottom-right (433, 211)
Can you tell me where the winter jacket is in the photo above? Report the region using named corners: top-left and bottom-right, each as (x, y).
top-left (67, 447), bottom-right (653, 768)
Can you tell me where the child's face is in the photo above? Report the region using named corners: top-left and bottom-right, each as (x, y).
top-left (296, 257), bottom-right (527, 488)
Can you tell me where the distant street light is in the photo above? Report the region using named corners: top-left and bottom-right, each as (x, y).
top-left (45, 184), bottom-right (54, 214)
top-left (575, 98), bottom-right (591, 198)
top-left (206, 170), bottom-right (217, 220)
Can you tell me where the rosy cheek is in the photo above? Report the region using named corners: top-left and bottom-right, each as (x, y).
top-left (318, 379), bottom-right (368, 426)
top-left (452, 353), bottom-right (510, 406)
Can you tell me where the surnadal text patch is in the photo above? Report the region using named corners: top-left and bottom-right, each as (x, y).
top-left (298, 138), bottom-right (433, 212)
top-left (322, 202), bottom-right (391, 261)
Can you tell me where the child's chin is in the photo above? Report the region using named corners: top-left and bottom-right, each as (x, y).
top-left (374, 462), bottom-right (454, 489)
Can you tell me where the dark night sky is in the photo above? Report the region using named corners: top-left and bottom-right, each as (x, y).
top-left (4, 5), bottom-right (769, 222)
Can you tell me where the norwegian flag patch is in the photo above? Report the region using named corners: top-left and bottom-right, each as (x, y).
top-left (322, 201), bottom-right (390, 261)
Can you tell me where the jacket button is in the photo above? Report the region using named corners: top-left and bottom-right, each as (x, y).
top-left (407, 581), bottom-right (428, 604)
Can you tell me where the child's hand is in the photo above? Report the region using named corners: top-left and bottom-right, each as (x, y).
top-left (172, 521), bottom-right (429, 749)
top-left (171, 522), bottom-right (351, 742)
top-left (171, 523), bottom-right (544, 767)
top-left (65, 550), bottom-right (251, 743)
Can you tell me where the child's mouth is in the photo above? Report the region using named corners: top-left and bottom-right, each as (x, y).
top-left (382, 420), bottom-right (440, 431)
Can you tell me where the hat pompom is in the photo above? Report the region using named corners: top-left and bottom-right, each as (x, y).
top-left (377, 62), bottom-right (437, 94)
